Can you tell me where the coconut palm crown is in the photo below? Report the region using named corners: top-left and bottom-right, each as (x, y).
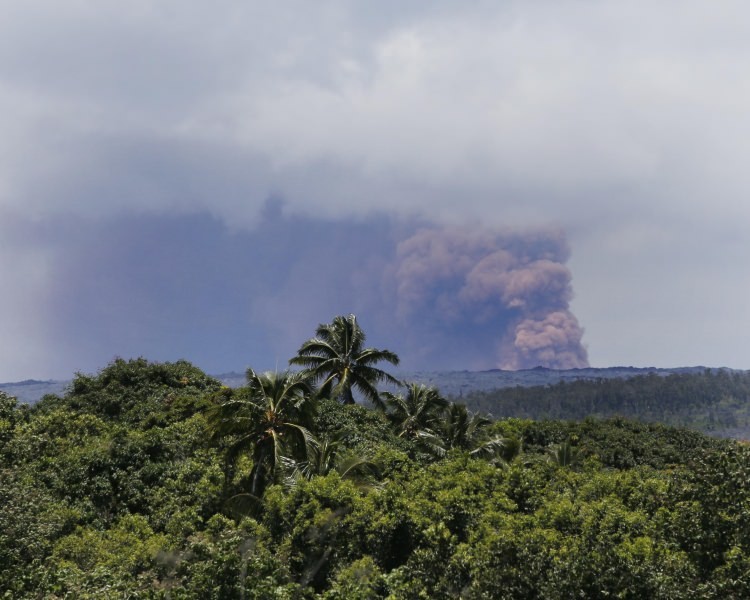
top-left (382, 383), bottom-right (449, 440)
top-left (207, 368), bottom-right (316, 498)
top-left (290, 314), bottom-right (401, 405)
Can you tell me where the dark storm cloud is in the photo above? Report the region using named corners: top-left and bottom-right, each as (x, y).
top-left (11, 207), bottom-right (403, 376)
top-left (4, 206), bottom-right (586, 378)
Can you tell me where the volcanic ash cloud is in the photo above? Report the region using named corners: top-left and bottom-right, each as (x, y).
top-left (386, 226), bottom-right (588, 370)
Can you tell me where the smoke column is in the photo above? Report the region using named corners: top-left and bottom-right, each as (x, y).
top-left (382, 226), bottom-right (588, 370)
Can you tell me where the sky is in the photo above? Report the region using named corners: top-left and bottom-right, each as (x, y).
top-left (1, 1), bottom-right (749, 381)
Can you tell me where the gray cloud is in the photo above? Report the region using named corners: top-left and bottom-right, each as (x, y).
top-left (3, 2), bottom-right (749, 224)
top-left (1, 2), bottom-right (749, 376)
top-left (0, 207), bottom-right (586, 379)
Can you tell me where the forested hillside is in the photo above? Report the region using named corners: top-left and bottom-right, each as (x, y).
top-left (459, 370), bottom-right (750, 438)
top-left (3, 316), bottom-right (750, 598)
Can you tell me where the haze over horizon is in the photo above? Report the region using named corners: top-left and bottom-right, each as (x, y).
top-left (2, 2), bottom-right (749, 381)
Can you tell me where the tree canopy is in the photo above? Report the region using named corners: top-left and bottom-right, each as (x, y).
top-left (2, 319), bottom-right (750, 598)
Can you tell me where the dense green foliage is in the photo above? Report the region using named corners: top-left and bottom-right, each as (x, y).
top-left (460, 369), bottom-right (750, 437)
top-left (3, 328), bottom-right (750, 597)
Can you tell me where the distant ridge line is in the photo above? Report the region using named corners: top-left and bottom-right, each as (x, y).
top-left (1, 366), bottom-right (743, 405)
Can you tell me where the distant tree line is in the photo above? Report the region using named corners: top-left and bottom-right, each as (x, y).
top-left (459, 369), bottom-right (750, 437)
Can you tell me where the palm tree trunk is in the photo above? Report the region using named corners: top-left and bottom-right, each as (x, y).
top-left (250, 445), bottom-right (268, 497)
top-left (341, 386), bottom-right (355, 405)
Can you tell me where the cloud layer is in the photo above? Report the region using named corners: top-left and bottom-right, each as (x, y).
top-left (0, 207), bottom-right (586, 379)
top-left (1, 2), bottom-right (749, 377)
top-left (2, 1), bottom-right (749, 226)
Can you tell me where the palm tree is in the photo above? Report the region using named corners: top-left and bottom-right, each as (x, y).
top-left (207, 369), bottom-right (316, 498)
top-left (280, 432), bottom-right (382, 491)
top-left (440, 402), bottom-right (492, 451)
top-left (382, 383), bottom-right (449, 453)
top-left (436, 402), bottom-right (508, 462)
top-left (546, 438), bottom-right (582, 468)
top-left (290, 314), bottom-right (401, 405)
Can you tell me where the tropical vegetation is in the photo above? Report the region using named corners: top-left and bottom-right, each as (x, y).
top-left (2, 316), bottom-right (750, 598)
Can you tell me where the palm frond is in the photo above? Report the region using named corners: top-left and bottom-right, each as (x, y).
top-left (546, 439), bottom-right (582, 467)
top-left (416, 429), bottom-right (447, 458)
top-left (224, 492), bottom-right (263, 520)
top-left (290, 339), bottom-right (337, 362)
top-left (469, 436), bottom-right (508, 460)
top-left (284, 422), bottom-right (319, 460)
top-left (335, 454), bottom-right (384, 492)
top-left (356, 348), bottom-right (400, 367)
